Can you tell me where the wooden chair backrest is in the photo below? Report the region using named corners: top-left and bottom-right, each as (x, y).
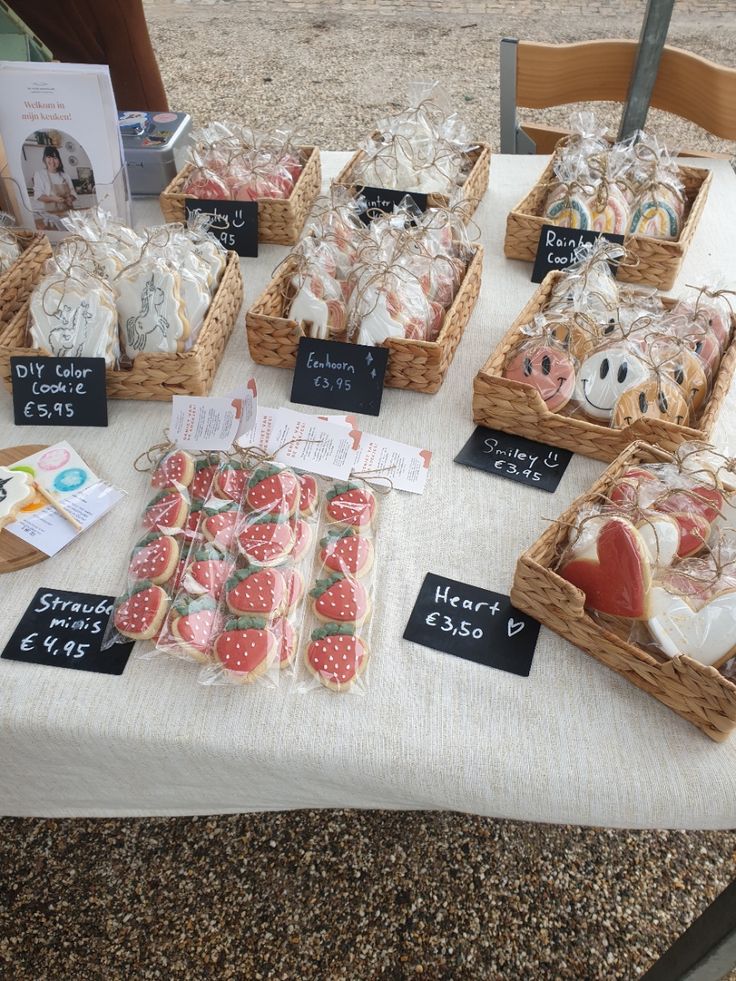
top-left (516, 40), bottom-right (736, 141)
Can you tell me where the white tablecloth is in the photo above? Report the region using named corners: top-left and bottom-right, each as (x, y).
top-left (1, 153), bottom-right (735, 829)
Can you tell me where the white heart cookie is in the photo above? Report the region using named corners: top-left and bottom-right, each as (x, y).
top-left (0, 467), bottom-right (35, 528)
top-left (647, 585), bottom-right (736, 668)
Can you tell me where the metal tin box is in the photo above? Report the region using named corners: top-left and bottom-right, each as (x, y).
top-left (118, 110), bottom-right (192, 197)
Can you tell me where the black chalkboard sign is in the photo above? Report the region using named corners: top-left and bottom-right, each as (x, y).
top-left (290, 337), bottom-right (388, 416)
top-left (185, 198), bottom-right (259, 258)
top-left (1, 588), bottom-right (132, 675)
top-left (531, 224), bottom-right (624, 283)
top-left (403, 573), bottom-right (540, 676)
top-left (11, 356), bottom-right (108, 427)
top-left (455, 426), bottom-right (572, 493)
top-left (357, 186), bottom-right (428, 224)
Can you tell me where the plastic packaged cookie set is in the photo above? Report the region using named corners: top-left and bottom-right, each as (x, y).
top-left (554, 441), bottom-right (736, 678)
top-left (0, 213), bottom-right (22, 274)
top-left (500, 240), bottom-right (734, 431)
top-left (284, 191), bottom-right (476, 348)
top-left (25, 207), bottom-right (227, 366)
top-left (542, 112), bottom-right (688, 241)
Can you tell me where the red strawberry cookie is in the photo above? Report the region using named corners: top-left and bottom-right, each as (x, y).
top-left (190, 456), bottom-right (221, 501)
top-left (151, 449), bottom-right (195, 490)
top-left (225, 567), bottom-right (286, 617)
top-left (169, 595), bottom-right (222, 662)
top-left (215, 461), bottom-right (250, 502)
top-left (325, 481), bottom-right (376, 528)
top-left (272, 616), bottom-right (297, 668)
top-left (310, 573), bottom-right (370, 624)
top-left (306, 622), bottom-right (369, 691)
top-left (213, 615), bottom-right (277, 683)
top-left (184, 545), bottom-right (236, 599)
top-left (114, 581), bottom-right (169, 640)
top-left (237, 515), bottom-right (295, 566)
top-left (319, 527), bottom-right (373, 577)
top-left (297, 473), bottom-right (319, 517)
top-left (282, 567), bottom-right (304, 613)
top-left (246, 463), bottom-right (299, 516)
top-left (289, 516), bottom-right (313, 562)
top-left (128, 533), bottom-right (180, 585)
top-left (202, 501), bottom-right (241, 549)
top-left (142, 489), bottom-right (189, 533)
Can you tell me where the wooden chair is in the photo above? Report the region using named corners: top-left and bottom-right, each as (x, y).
top-left (499, 38), bottom-right (736, 156)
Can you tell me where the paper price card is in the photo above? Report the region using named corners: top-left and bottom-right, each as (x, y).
top-left (2, 588), bottom-right (133, 675)
top-left (403, 573), bottom-right (540, 677)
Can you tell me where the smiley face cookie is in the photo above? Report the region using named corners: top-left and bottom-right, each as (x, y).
top-left (611, 377), bottom-right (689, 429)
top-left (574, 345), bottom-right (650, 422)
top-left (504, 344), bottom-right (576, 412)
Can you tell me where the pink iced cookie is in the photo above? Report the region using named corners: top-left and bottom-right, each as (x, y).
top-left (503, 345), bottom-right (577, 412)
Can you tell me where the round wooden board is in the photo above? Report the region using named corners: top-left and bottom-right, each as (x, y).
top-left (0, 444), bottom-right (49, 574)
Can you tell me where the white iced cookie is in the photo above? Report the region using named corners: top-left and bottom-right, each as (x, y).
top-left (30, 278), bottom-right (120, 367)
top-left (0, 234), bottom-right (21, 274)
top-left (116, 265), bottom-right (187, 358)
top-left (356, 293), bottom-right (405, 346)
top-left (574, 345), bottom-right (650, 421)
top-left (647, 586), bottom-right (736, 668)
top-left (0, 467), bottom-right (35, 528)
top-left (191, 239), bottom-right (226, 292)
top-left (290, 282), bottom-right (330, 339)
top-left (177, 266), bottom-right (210, 349)
top-left (570, 513), bottom-right (679, 569)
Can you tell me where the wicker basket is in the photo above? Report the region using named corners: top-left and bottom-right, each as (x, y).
top-left (246, 245), bottom-right (483, 394)
top-left (473, 270), bottom-right (736, 463)
top-left (0, 250), bottom-right (243, 401)
top-left (511, 441), bottom-right (736, 741)
top-left (504, 159), bottom-right (712, 291)
top-left (332, 138), bottom-right (491, 221)
top-left (0, 231), bottom-right (52, 332)
top-left (159, 147), bottom-right (321, 246)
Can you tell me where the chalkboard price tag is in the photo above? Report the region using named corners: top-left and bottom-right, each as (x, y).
top-left (531, 224), bottom-right (624, 283)
top-left (1, 588), bottom-right (133, 676)
top-left (11, 356), bottom-right (108, 427)
top-left (290, 337), bottom-right (388, 416)
top-left (455, 426), bottom-right (572, 493)
top-left (357, 186), bottom-right (428, 224)
top-left (185, 198), bottom-right (258, 258)
top-left (403, 573), bottom-right (540, 676)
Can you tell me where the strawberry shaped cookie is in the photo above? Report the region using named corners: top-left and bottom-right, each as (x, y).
top-left (310, 573), bottom-right (370, 625)
top-left (225, 567), bottom-right (286, 617)
top-left (202, 501), bottom-right (241, 549)
top-left (298, 473), bottom-right (319, 517)
top-left (325, 481), bottom-right (376, 528)
top-left (237, 515), bottom-right (295, 567)
top-left (128, 533), bottom-right (180, 585)
top-left (190, 456), bottom-right (221, 501)
top-left (215, 461), bottom-right (250, 502)
top-left (184, 544), bottom-right (236, 599)
top-left (246, 463), bottom-right (299, 516)
top-left (282, 567), bottom-right (304, 613)
top-left (169, 595), bottom-right (222, 662)
top-left (213, 615), bottom-right (277, 683)
top-left (289, 516), bottom-right (313, 562)
top-left (114, 581), bottom-right (169, 640)
top-left (151, 449), bottom-right (195, 490)
top-left (142, 489), bottom-right (189, 533)
top-left (306, 622), bottom-right (369, 691)
top-left (272, 616), bottom-right (297, 668)
top-left (319, 527), bottom-right (374, 577)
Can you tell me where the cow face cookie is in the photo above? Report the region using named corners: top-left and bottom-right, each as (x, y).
top-left (611, 377), bottom-right (689, 429)
top-left (503, 344), bottom-right (576, 413)
top-left (574, 345), bottom-right (650, 421)
top-left (0, 467), bottom-right (35, 528)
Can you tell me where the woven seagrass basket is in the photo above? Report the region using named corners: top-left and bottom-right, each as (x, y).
top-left (504, 159), bottom-right (712, 291)
top-left (0, 231), bottom-right (52, 331)
top-left (332, 139), bottom-right (491, 222)
top-left (159, 147), bottom-right (321, 246)
top-left (246, 244), bottom-right (483, 394)
top-left (511, 440), bottom-right (736, 741)
top-left (0, 250), bottom-right (243, 400)
top-left (473, 270), bottom-right (736, 463)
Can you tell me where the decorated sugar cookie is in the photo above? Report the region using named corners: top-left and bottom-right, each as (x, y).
top-left (246, 464), bottom-right (299, 517)
top-left (117, 266), bottom-right (187, 358)
top-left (325, 482), bottom-right (376, 528)
top-left (113, 581), bottom-right (169, 640)
top-left (305, 622), bottom-right (369, 691)
top-left (297, 473), bottom-right (319, 517)
top-left (225, 567), bottom-right (286, 617)
top-left (629, 194), bottom-right (681, 240)
top-left (0, 467), bottom-right (35, 529)
top-left (30, 279), bottom-right (119, 367)
top-left (151, 450), bottom-right (195, 490)
top-left (237, 515), bottom-right (295, 566)
top-left (290, 281), bottom-right (330, 339)
top-left (169, 595), bottom-right (222, 662)
top-left (319, 527), bottom-right (374, 577)
top-left (663, 350), bottom-right (709, 414)
top-left (184, 545), bottom-right (236, 600)
top-left (588, 184), bottom-right (630, 235)
top-left (213, 616), bottom-right (277, 683)
top-left (355, 293), bottom-right (405, 346)
top-left (611, 377), bottom-right (689, 429)
top-left (128, 533), bottom-right (180, 585)
top-left (201, 501), bottom-right (241, 549)
top-left (310, 572), bottom-right (370, 625)
top-left (574, 345), bottom-right (650, 422)
top-left (647, 586), bottom-right (736, 668)
top-left (503, 344), bottom-right (576, 412)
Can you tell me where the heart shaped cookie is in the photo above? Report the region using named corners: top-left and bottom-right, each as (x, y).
top-left (647, 586), bottom-right (736, 668)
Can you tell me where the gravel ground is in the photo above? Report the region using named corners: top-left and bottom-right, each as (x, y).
top-left (2, 4), bottom-right (736, 980)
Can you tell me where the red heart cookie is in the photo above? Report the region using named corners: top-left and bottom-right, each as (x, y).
top-left (185, 545), bottom-right (236, 599)
top-left (306, 622), bottom-right (369, 691)
top-left (298, 473), bottom-right (319, 517)
top-left (237, 515), bottom-right (295, 566)
top-left (319, 528), bottom-right (373, 577)
top-left (246, 463), bottom-right (299, 516)
top-left (170, 595), bottom-right (222, 662)
top-left (128, 533), bottom-right (180, 585)
top-left (609, 467), bottom-right (661, 507)
top-left (654, 486), bottom-right (722, 557)
top-left (225, 567), bottom-right (286, 617)
top-left (142, 489), bottom-right (189, 533)
top-left (215, 462), bottom-right (250, 502)
top-left (213, 616), bottom-right (276, 683)
top-left (558, 517), bottom-right (652, 618)
top-left (151, 449), bottom-right (195, 490)
top-left (114, 581), bottom-right (169, 640)
top-left (310, 573), bottom-right (370, 624)
top-left (202, 502), bottom-right (241, 549)
top-left (325, 481), bottom-right (376, 528)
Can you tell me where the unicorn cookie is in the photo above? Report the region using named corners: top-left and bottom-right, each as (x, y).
top-left (116, 263), bottom-right (188, 359)
top-left (29, 275), bottom-right (120, 367)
